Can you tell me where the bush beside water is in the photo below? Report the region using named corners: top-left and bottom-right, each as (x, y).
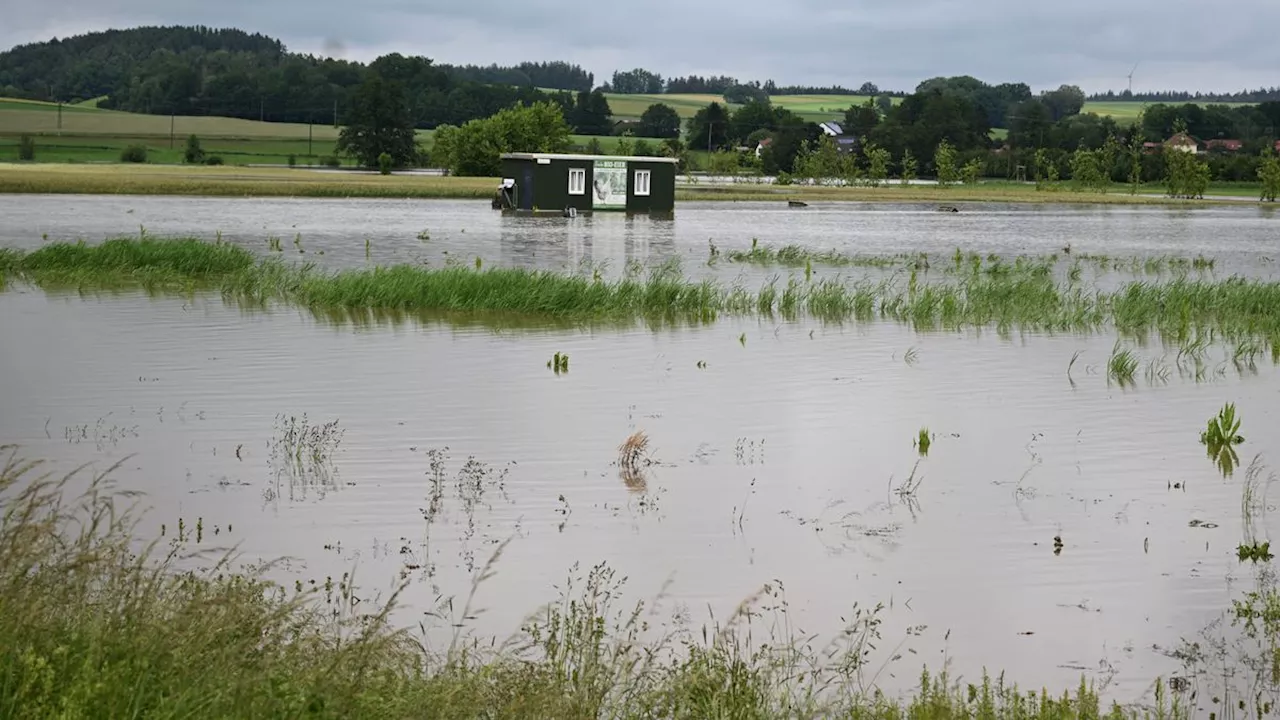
top-left (119, 144), bottom-right (148, 163)
top-left (17, 134), bottom-right (35, 161)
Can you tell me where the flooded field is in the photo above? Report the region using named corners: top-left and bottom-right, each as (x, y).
top-left (3, 194), bottom-right (1279, 280)
top-left (3, 194), bottom-right (1280, 713)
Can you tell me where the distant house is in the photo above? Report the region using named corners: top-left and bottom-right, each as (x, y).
top-left (1142, 141), bottom-right (1163, 155)
top-left (755, 137), bottom-right (773, 158)
top-left (1274, 139), bottom-right (1280, 153)
top-left (833, 136), bottom-right (861, 154)
top-left (1164, 132), bottom-right (1199, 153)
top-left (817, 121), bottom-right (861, 155)
top-left (1204, 138), bottom-right (1244, 153)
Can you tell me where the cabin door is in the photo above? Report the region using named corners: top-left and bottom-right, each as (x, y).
top-left (520, 166), bottom-right (534, 210)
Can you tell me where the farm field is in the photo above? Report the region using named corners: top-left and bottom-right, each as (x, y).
top-left (603, 92), bottom-right (880, 121)
top-left (605, 93), bottom-right (1254, 125)
top-left (1082, 100), bottom-right (1255, 121)
top-left (1, 95), bottom-right (1262, 169)
top-left (0, 100), bottom-right (636, 164)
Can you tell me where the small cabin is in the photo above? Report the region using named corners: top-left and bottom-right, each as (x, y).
top-left (495, 153), bottom-right (677, 216)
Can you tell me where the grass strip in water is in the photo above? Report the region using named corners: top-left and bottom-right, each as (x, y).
top-left (0, 448), bottom-right (1189, 718)
top-left (15, 237), bottom-right (256, 282)
top-left (723, 241), bottom-right (919, 269)
top-left (6, 237), bottom-right (1280, 345)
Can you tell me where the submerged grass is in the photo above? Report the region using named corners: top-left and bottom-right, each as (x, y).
top-left (1107, 343), bottom-right (1139, 387)
top-left (724, 240), bottom-right (921, 270)
top-left (6, 237), bottom-right (1280, 347)
top-left (0, 447), bottom-right (1190, 718)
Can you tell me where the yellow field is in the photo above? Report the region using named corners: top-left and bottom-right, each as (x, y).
top-left (0, 163), bottom-right (497, 198)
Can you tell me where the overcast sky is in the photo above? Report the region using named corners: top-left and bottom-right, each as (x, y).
top-left (4, 0), bottom-right (1278, 95)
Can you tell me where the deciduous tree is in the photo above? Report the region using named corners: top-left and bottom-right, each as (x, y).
top-left (934, 140), bottom-right (958, 186)
top-left (843, 99), bottom-right (880, 140)
top-left (864, 141), bottom-right (890, 187)
top-left (1069, 145), bottom-right (1104, 191)
top-left (687, 103), bottom-right (730, 152)
top-left (638, 103), bottom-right (681, 139)
top-left (570, 90), bottom-right (612, 135)
top-left (431, 101), bottom-right (570, 176)
top-left (1257, 149), bottom-right (1280, 202)
top-left (900, 149), bottom-right (917, 184)
top-left (337, 74), bottom-right (419, 168)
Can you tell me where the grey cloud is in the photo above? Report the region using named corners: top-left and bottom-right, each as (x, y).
top-left (3, 0), bottom-right (1278, 93)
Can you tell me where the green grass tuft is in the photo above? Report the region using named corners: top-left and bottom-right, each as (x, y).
top-left (8, 238), bottom-right (1280, 348)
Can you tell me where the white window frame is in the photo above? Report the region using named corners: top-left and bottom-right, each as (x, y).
top-left (634, 169), bottom-right (652, 197)
top-left (568, 167), bottom-right (586, 195)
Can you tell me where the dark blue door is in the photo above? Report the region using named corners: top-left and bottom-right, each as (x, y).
top-left (520, 166), bottom-right (534, 210)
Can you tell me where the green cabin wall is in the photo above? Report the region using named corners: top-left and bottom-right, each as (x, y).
top-left (500, 156), bottom-right (674, 214)
top-left (624, 161), bottom-right (676, 213)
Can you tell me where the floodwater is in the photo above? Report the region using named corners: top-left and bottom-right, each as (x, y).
top-left (2, 194), bottom-right (1280, 709)
top-left (3, 194), bottom-right (1280, 280)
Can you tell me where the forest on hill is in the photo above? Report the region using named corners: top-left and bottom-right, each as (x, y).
top-left (0, 26), bottom-right (594, 127)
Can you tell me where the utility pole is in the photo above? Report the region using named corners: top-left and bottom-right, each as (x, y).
top-left (308, 118), bottom-right (313, 157)
top-left (170, 112), bottom-right (175, 149)
top-left (57, 102), bottom-right (62, 134)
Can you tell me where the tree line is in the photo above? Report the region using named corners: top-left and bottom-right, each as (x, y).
top-left (435, 61), bottom-right (592, 92)
top-left (605, 70), bottom-right (899, 98)
top-left (1088, 88), bottom-right (1280, 103)
top-left (0, 26), bottom-right (595, 126)
top-left (661, 85), bottom-right (1280, 188)
top-left (313, 58), bottom-right (1280, 204)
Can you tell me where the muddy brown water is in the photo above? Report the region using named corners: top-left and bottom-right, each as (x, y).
top-left (2, 194), bottom-right (1279, 707)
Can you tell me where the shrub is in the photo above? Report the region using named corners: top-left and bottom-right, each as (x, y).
top-left (378, 152), bottom-right (392, 175)
top-left (204, 155), bottom-right (224, 166)
top-left (120, 145), bottom-right (148, 163)
top-left (321, 155), bottom-right (341, 168)
top-left (17, 134), bottom-right (35, 161)
top-left (183, 134), bottom-right (205, 164)
top-left (287, 154), bottom-right (297, 167)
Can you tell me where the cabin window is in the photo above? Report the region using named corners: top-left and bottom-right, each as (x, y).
top-left (634, 170), bottom-right (652, 197)
top-left (568, 167), bottom-right (586, 195)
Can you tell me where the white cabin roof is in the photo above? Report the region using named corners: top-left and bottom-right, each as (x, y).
top-left (501, 152), bottom-right (679, 165)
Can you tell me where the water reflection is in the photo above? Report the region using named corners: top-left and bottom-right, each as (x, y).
top-left (497, 212), bottom-right (678, 278)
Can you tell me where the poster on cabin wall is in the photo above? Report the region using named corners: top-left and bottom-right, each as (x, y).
top-left (592, 160), bottom-right (627, 209)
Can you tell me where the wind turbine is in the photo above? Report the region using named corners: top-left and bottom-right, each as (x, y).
top-left (1127, 62), bottom-right (1139, 96)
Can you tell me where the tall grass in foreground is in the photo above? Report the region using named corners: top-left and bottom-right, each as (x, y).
top-left (7, 237), bottom-right (1280, 346)
top-left (0, 447), bottom-right (1185, 719)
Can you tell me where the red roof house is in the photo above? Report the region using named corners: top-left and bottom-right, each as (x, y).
top-left (1204, 138), bottom-right (1244, 152)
